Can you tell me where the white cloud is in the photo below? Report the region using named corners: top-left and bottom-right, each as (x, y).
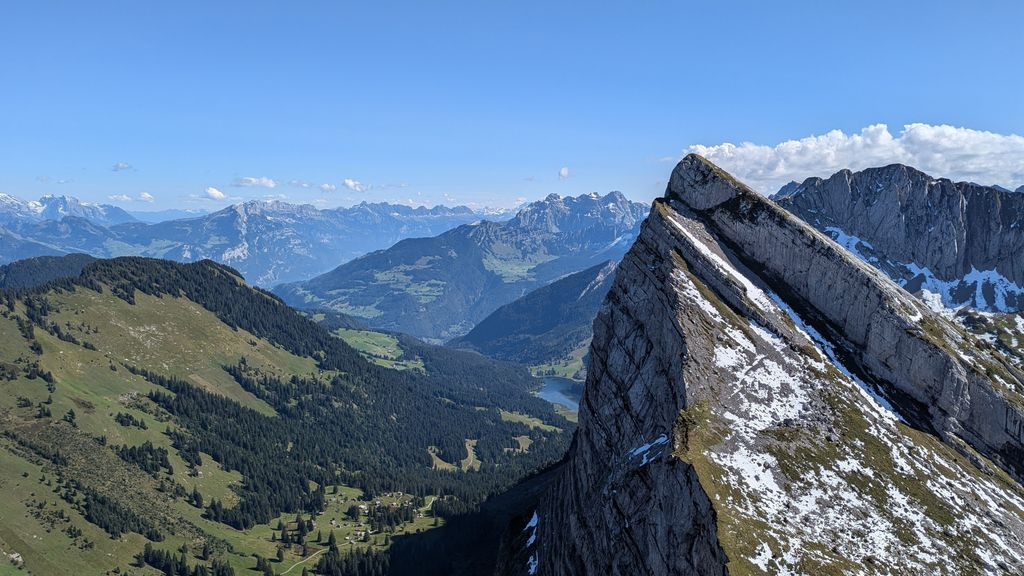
top-left (288, 179), bottom-right (312, 188)
top-left (205, 186), bottom-right (226, 200)
top-left (685, 123), bottom-right (1024, 194)
top-left (558, 166), bottom-right (570, 179)
top-left (319, 183), bottom-right (337, 192)
top-left (232, 176), bottom-right (278, 188)
top-left (343, 178), bottom-right (367, 192)
top-left (108, 192), bottom-right (155, 203)
top-left (111, 162), bottom-right (133, 172)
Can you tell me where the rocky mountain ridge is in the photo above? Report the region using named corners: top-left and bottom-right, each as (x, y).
top-left (775, 164), bottom-right (1024, 313)
top-left (0, 193), bottom-right (137, 226)
top-left (523, 155), bottom-right (1024, 575)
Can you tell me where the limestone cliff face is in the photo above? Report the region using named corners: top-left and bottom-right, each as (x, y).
top-left (520, 156), bottom-right (1024, 576)
top-left (529, 205), bottom-right (732, 575)
top-left (671, 156), bottom-right (1024, 482)
top-left (775, 165), bottom-right (1024, 312)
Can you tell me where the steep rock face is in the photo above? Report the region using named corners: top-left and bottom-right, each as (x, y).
top-left (530, 208), bottom-right (731, 575)
top-left (527, 155), bottom-right (1024, 576)
top-left (775, 165), bottom-right (1024, 312)
top-left (674, 156), bottom-right (1024, 481)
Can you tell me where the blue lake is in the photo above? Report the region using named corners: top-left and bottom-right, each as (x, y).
top-left (536, 376), bottom-right (581, 412)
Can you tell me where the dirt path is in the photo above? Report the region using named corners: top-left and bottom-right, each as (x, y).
top-left (280, 548), bottom-right (326, 575)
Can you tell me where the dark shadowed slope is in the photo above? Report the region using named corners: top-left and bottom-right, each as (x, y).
top-left (449, 260), bottom-right (616, 366)
top-left (0, 253), bottom-right (97, 290)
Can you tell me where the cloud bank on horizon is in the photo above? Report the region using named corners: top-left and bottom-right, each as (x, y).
top-left (686, 123), bottom-right (1024, 195)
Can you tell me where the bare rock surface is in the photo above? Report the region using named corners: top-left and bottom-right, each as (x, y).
top-left (520, 155), bottom-right (1024, 576)
top-left (776, 165), bottom-right (1024, 312)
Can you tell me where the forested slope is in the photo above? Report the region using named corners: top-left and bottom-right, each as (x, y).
top-left (0, 257), bottom-right (571, 575)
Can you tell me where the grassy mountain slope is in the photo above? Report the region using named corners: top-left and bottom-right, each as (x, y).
top-left (0, 257), bottom-right (571, 575)
top-left (449, 261), bottom-right (616, 372)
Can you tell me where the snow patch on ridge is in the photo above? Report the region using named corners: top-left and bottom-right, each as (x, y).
top-left (902, 262), bottom-right (1024, 313)
top-left (752, 543), bottom-right (773, 572)
top-left (660, 211), bottom-right (1024, 572)
top-left (664, 210), bottom-right (775, 312)
top-left (825, 226), bottom-right (877, 263)
top-left (764, 291), bottom-right (905, 424)
top-left (615, 204), bottom-right (1024, 573)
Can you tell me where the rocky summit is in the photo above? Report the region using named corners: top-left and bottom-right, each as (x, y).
top-left (775, 165), bottom-right (1024, 313)
top-left (517, 155), bottom-right (1024, 575)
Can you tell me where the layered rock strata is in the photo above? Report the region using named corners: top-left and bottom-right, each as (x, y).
top-left (525, 155), bottom-right (1024, 576)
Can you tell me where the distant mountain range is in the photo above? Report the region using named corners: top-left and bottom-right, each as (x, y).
top-left (0, 195), bottom-right (502, 285)
top-left (127, 208), bottom-right (210, 223)
top-left (277, 192), bottom-right (648, 341)
top-left (0, 193), bottom-right (137, 226)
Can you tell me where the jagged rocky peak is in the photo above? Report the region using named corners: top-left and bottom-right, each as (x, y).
top-left (226, 198), bottom-right (321, 219)
top-left (775, 163), bottom-right (1024, 313)
top-left (0, 193), bottom-right (136, 226)
top-left (525, 154), bottom-right (1024, 575)
top-left (668, 153), bottom-right (757, 209)
top-left (510, 191), bottom-right (646, 233)
top-left (37, 194), bottom-right (138, 225)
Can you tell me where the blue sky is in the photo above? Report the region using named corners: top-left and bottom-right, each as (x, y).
top-left (2, 1), bottom-right (1022, 211)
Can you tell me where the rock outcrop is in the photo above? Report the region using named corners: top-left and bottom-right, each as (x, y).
top-left (673, 155), bottom-right (1024, 482)
top-left (775, 165), bottom-right (1024, 312)
top-left (521, 155), bottom-right (1024, 576)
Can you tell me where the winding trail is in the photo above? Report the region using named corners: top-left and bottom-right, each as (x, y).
top-left (279, 548), bottom-right (326, 575)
